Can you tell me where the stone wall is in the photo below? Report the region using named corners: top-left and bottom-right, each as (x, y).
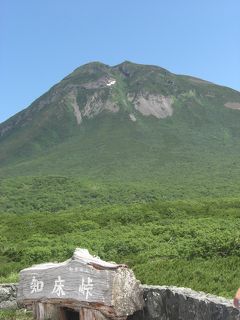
top-left (129, 285), bottom-right (240, 320)
top-left (1, 283), bottom-right (240, 319)
top-left (0, 284), bottom-right (17, 310)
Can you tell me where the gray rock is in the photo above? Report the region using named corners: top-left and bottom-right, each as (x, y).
top-left (129, 285), bottom-right (240, 320)
top-left (0, 287), bottom-right (10, 303)
top-left (0, 299), bottom-right (17, 310)
top-left (0, 284), bottom-right (18, 310)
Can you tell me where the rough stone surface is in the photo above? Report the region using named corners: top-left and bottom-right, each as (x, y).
top-left (225, 102), bottom-right (240, 110)
top-left (82, 92), bottom-right (119, 119)
top-left (67, 91), bottom-right (82, 124)
top-left (2, 282), bottom-right (240, 319)
top-left (128, 286), bottom-right (240, 320)
top-left (0, 284), bottom-right (18, 310)
top-left (128, 93), bottom-right (173, 119)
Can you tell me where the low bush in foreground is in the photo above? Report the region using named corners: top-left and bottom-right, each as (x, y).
top-left (1, 196), bottom-right (240, 298)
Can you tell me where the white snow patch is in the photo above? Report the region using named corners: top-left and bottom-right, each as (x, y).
top-left (106, 79), bottom-right (116, 86)
top-left (129, 114), bottom-right (136, 122)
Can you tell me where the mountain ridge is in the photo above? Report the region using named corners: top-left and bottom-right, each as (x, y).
top-left (1, 61), bottom-right (239, 126)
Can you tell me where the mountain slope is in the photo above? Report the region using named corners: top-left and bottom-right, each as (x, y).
top-left (1, 61), bottom-right (240, 183)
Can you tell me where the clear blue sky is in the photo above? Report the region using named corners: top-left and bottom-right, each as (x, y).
top-left (1, 0), bottom-right (239, 123)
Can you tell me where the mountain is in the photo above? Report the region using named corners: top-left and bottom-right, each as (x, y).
top-left (2, 62), bottom-right (240, 298)
top-left (1, 61), bottom-right (240, 193)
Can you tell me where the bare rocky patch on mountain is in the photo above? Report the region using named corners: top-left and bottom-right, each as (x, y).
top-left (128, 93), bottom-right (173, 119)
top-left (225, 102), bottom-right (240, 110)
top-left (67, 91), bottom-right (82, 124)
top-left (82, 92), bottom-right (119, 119)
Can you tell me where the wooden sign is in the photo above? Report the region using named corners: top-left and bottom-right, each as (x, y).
top-left (17, 248), bottom-right (143, 319)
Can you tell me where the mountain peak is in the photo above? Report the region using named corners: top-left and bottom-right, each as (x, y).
top-left (80, 61), bottom-right (110, 70)
top-left (114, 60), bottom-right (135, 67)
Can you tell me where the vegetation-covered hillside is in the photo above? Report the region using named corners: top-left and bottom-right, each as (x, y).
top-left (1, 62), bottom-right (240, 302)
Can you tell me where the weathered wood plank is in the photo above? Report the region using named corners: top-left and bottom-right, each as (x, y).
top-left (18, 259), bottom-right (114, 304)
top-left (33, 302), bottom-right (59, 320)
top-left (80, 308), bottom-right (108, 320)
top-left (17, 248), bottom-right (143, 319)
